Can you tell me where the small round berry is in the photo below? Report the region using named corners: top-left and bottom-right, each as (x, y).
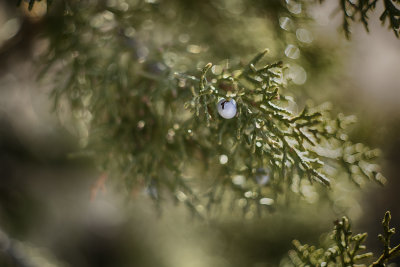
top-left (255, 168), bottom-right (270, 185)
top-left (217, 98), bottom-right (237, 119)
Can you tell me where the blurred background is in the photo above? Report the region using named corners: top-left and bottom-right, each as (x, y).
top-left (0, 1), bottom-right (399, 266)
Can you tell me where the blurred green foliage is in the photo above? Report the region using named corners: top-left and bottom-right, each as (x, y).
top-left (1, 0), bottom-right (397, 266)
top-left (289, 211), bottom-right (400, 266)
top-left (29, 0), bottom-right (386, 217)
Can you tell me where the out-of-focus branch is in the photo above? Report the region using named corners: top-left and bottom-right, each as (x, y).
top-left (0, 227), bottom-right (34, 267)
top-left (0, 227), bottom-right (66, 267)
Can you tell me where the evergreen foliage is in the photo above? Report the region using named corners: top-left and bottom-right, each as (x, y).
top-left (289, 211), bottom-right (400, 266)
top-left (319, 0), bottom-right (400, 38)
top-left (18, 0), bottom-right (387, 214)
top-left (181, 51), bottom-right (385, 211)
top-left (21, 0), bottom-right (400, 38)
top-left (6, 0), bottom-right (399, 266)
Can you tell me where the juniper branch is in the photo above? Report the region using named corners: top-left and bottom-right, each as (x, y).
top-left (370, 211), bottom-right (400, 266)
top-left (319, 0), bottom-right (400, 38)
top-left (27, 0), bottom-right (386, 215)
top-left (289, 212), bottom-right (400, 267)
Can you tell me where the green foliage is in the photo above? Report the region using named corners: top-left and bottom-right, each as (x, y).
top-left (318, 0), bottom-right (400, 38)
top-left (370, 212), bottom-right (400, 266)
top-left (6, 0), bottom-right (398, 266)
top-left (289, 211), bottom-right (400, 267)
top-left (19, 0), bottom-right (400, 38)
top-left (183, 50), bottom-right (385, 201)
top-left (29, 0), bottom-right (386, 216)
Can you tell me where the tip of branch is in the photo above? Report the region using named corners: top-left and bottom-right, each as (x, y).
top-left (384, 211), bottom-right (391, 224)
top-left (201, 63), bottom-right (212, 75)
